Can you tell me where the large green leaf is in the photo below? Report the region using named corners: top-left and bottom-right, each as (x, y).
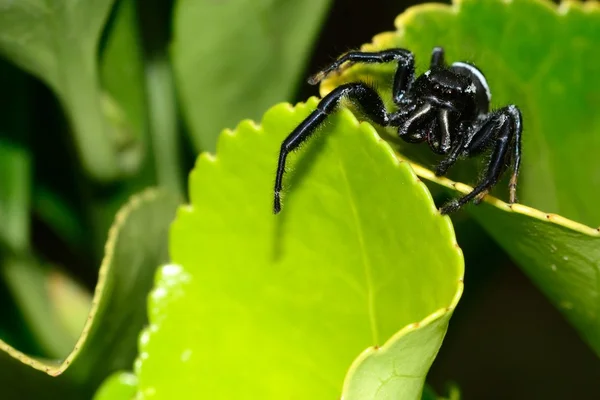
top-left (321, 0), bottom-right (600, 354)
top-left (0, 189), bottom-right (179, 399)
top-left (171, 0), bottom-right (332, 151)
top-left (0, 0), bottom-right (139, 180)
top-left (119, 99), bottom-right (463, 399)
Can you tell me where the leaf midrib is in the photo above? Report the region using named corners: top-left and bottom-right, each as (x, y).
top-left (334, 135), bottom-right (380, 346)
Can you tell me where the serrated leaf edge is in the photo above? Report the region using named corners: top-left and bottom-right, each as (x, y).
top-left (134, 99), bottom-right (465, 398)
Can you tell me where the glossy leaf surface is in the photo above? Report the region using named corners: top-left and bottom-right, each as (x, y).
top-left (131, 99), bottom-right (464, 399)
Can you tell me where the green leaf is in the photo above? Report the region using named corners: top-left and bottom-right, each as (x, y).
top-left (0, 60), bottom-right (31, 253)
top-left (0, 189), bottom-right (179, 398)
top-left (322, 0), bottom-right (600, 226)
top-left (417, 167), bottom-right (600, 355)
top-left (130, 100), bottom-right (463, 399)
top-left (319, 0), bottom-right (600, 355)
top-left (93, 371), bottom-right (137, 400)
top-left (99, 0), bottom-right (147, 175)
top-left (0, 140), bottom-right (30, 253)
top-left (422, 383), bottom-right (461, 400)
top-left (1, 258), bottom-right (80, 358)
top-left (171, 0), bottom-right (332, 151)
top-left (0, 0), bottom-right (136, 180)
top-left (33, 186), bottom-right (86, 251)
top-left (470, 201), bottom-right (600, 356)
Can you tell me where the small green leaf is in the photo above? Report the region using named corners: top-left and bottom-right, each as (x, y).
top-left (0, 0), bottom-right (133, 180)
top-left (132, 99), bottom-right (463, 399)
top-left (0, 189), bottom-right (179, 398)
top-left (171, 0), bottom-right (332, 151)
top-left (320, 0), bottom-right (600, 355)
top-left (343, 313), bottom-right (459, 399)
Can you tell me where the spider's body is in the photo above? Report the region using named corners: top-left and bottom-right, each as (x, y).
top-left (274, 47), bottom-right (522, 214)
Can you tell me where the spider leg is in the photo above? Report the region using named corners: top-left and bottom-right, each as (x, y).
top-left (430, 47), bottom-right (446, 68)
top-left (433, 109), bottom-right (452, 154)
top-left (308, 49), bottom-right (415, 105)
top-left (506, 105), bottom-right (522, 203)
top-left (439, 105), bottom-right (521, 214)
top-left (434, 132), bottom-right (467, 176)
top-left (274, 83), bottom-right (389, 213)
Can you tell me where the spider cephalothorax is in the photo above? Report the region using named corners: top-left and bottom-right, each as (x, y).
top-left (273, 47), bottom-right (522, 214)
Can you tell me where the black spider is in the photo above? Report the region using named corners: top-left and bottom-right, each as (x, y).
top-left (273, 46), bottom-right (522, 214)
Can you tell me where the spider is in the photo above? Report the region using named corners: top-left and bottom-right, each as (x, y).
top-left (273, 46), bottom-right (522, 214)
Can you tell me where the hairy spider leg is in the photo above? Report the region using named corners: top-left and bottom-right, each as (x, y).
top-left (308, 49), bottom-right (415, 105)
top-left (506, 105), bottom-right (522, 203)
top-left (439, 105), bottom-right (522, 214)
top-left (274, 83), bottom-right (390, 213)
top-left (434, 128), bottom-right (468, 176)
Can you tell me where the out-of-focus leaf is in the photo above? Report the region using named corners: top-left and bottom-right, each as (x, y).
top-left (0, 189), bottom-right (179, 398)
top-left (100, 0), bottom-right (146, 140)
top-left (2, 258), bottom-right (77, 358)
top-left (0, 141), bottom-right (30, 252)
top-left (0, 0), bottom-right (138, 180)
top-left (171, 0), bottom-right (332, 151)
top-left (47, 268), bottom-right (93, 342)
top-left (32, 186), bottom-right (86, 251)
top-left (422, 382), bottom-right (461, 400)
top-left (125, 100), bottom-right (463, 399)
top-left (0, 60), bottom-right (30, 253)
top-left (320, 0), bottom-right (600, 355)
top-left (89, 0), bottom-right (159, 257)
